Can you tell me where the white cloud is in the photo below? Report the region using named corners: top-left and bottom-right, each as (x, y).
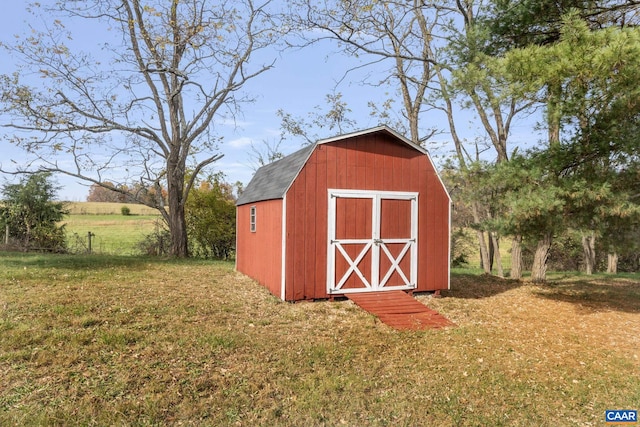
top-left (228, 137), bottom-right (254, 148)
top-left (215, 117), bottom-right (253, 128)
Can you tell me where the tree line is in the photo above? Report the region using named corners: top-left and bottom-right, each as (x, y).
top-left (1, 0), bottom-right (638, 277)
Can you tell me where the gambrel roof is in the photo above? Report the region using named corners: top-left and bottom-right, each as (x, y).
top-left (236, 144), bottom-right (315, 206)
top-left (236, 126), bottom-right (429, 206)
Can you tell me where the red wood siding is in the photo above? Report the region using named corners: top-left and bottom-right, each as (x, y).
top-left (236, 199), bottom-right (283, 298)
top-left (284, 133), bottom-right (450, 300)
top-left (420, 150), bottom-right (451, 291)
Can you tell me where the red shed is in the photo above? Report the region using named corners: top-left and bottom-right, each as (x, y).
top-left (235, 126), bottom-right (451, 301)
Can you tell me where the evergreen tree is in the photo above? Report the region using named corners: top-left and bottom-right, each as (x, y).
top-left (479, 14), bottom-right (640, 279)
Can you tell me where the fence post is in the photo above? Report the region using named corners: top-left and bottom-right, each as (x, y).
top-left (87, 231), bottom-right (95, 254)
top-left (4, 224), bottom-right (8, 245)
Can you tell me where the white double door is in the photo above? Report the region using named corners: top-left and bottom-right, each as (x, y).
top-left (327, 189), bottom-right (418, 294)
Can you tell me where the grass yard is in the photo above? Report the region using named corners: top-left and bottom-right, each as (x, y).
top-left (62, 203), bottom-right (163, 255)
top-left (1, 253), bottom-right (638, 426)
top-left (63, 214), bottom-right (162, 255)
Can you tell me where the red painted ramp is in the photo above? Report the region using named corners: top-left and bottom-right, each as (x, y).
top-left (346, 291), bottom-right (455, 330)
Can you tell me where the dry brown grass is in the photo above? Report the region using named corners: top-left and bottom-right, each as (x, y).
top-left (1, 254), bottom-right (638, 426)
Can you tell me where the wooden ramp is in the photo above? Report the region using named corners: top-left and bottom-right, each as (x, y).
top-left (346, 291), bottom-right (455, 331)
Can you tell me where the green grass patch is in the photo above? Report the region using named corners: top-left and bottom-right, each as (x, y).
top-left (63, 214), bottom-right (162, 255)
top-left (59, 202), bottom-right (163, 255)
top-left (1, 252), bottom-right (638, 426)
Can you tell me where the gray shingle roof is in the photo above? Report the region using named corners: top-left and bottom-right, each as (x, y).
top-left (236, 144), bottom-right (315, 206)
top-left (235, 126), bottom-right (433, 206)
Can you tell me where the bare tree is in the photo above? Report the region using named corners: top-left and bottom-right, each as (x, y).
top-left (289, 0), bottom-right (441, 144)
top-left (290, 0), bottom-right (531, 277)
top-left (277, 92), bottom-right (357, 144)
top-left (0, 0), bottom-right (280, 256)
top-left (248, 138), bottom-right (284, 170)
top-left (436, 0), bottom-right (533, 278)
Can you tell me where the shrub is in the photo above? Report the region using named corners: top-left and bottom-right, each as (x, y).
top-left (186, 178), bottom-right (236, 260)
top-left (0, 172), bottom-right (68, 252)
top-left (137, 222), bottom-right (170, 256)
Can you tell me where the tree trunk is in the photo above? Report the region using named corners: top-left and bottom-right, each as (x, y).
top-left (167, 157), bottom-right (189, 258)
top-left (581, 232), bottom-right (596, 275)
top-left (510, 234), bottom-right (523, 280)
top-left (25, 222), bottom-right (31, 250)
top-left (488, 234), bottom-right (495, 272)
top-left (472, 202), bottom-right (491, 273)
top-left (607, 252), bottom-right (618, 274)
top-left (531, 233), bottom-right (552, 283)
top-left (168, 199), bottom-right (188, 257)
top-left (490, 232), bottom-right (504, 278)
top-left (476, 230), bottom-right (491, 273)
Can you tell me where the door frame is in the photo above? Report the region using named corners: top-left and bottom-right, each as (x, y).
top-left (326, 189), bottom-right (418, 294)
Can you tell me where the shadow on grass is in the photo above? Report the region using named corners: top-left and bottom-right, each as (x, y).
top-left (533, 278), bottom-right (640, 314)
top-left (0, 251), bottom-right (228, 272)
top-left (0, 251), bottom-right (150, 271)
top-left (443, 273), bottom-right (523, 299)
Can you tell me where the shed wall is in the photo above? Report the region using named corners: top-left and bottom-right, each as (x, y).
top-left (284, 133), bottom-right (450, 301)
top-left (236, 199), bottom-right (283, 298)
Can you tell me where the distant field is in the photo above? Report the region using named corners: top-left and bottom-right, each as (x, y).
top-left (66, 202), bottom-right (161, 216)
top-left (62, 203), bottom-right (162, 255)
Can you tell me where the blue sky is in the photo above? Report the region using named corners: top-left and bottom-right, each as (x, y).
top-left (0, 2), bottom-right (538, 201)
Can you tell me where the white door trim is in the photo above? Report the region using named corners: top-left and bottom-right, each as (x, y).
top-left (327, 189), bottom-right (418, 294)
